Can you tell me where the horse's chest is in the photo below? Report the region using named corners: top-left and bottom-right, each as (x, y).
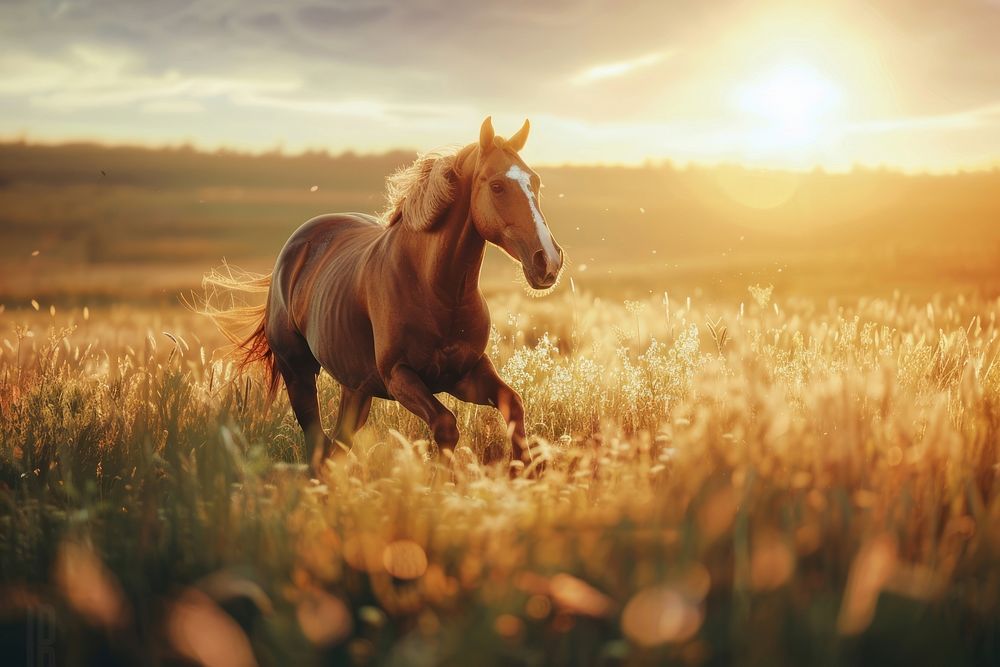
top-left (418, 339), bottom-right (480, 388)
top-left (381, 294), bottom-right (490, 391)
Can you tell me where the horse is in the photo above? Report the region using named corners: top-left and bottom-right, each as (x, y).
top-left (223, 117), bottom-right (563, 475)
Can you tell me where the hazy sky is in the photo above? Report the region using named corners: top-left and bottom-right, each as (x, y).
top-left (2, 0), bottom-right (999, 169)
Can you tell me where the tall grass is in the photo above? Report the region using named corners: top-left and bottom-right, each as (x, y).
top-left (1, 289), bottom-right (998, 665)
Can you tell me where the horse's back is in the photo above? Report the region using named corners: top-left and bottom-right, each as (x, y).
top-left (282, 212), bottom-right (381, 257)
top-left (293, 212), bottom-right (382, 238)
top-left (272, 213), bottom-right (379, 293)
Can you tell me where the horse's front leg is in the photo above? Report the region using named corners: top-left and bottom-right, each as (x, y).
top-left (452, 356), bottom-right (528, 466)
top-left (384, 364), bottom-right (460, 449)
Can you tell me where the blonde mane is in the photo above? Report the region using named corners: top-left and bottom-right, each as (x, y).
top-left (380, 147), bottom-right (461, 230)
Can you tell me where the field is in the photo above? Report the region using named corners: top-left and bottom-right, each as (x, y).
top-left (2, 285), bottom-right (999, 665)
top-left (2, 143), bottom-right (1000, 665)
top-left (3, 142), bottom-right (1000, 304)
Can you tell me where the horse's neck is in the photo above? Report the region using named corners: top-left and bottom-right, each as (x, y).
top-left (400, 180), bottom-right (485, 302)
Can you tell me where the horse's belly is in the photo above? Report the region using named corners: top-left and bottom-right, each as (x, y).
top-left (309, 305), bottom-right (380, 392)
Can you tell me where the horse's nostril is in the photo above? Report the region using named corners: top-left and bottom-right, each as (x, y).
top-left (532, 249), bottom-right (548, 275)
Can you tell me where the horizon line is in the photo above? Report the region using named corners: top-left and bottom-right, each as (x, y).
top-left (2, 132), bottom-right (999, 177)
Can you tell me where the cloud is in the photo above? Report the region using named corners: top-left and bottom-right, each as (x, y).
top-left (0, 44), bottom-right (467, 122)
top-left (0, 0), bottom-right (998, 168)
top-left (141, 99), bottom-right (205, 114)
top-left (235, 93), bottom-right (473, 121)
top-left (571, 52), bottom-right (670, 85)
top-left (847, 102), bottom-right (1000, 135)
top-left (0, 45), bottom-right (295, 111)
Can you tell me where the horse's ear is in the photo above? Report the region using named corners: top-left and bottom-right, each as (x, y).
top-left (507, 118), bottom-right (530, 152)
top-left (479, 116), bottom-right (495, 154)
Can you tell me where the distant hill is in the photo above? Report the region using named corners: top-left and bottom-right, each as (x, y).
top-left (1, 141), bottom-right (998, 303)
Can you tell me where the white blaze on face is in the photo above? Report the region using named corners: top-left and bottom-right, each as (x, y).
top-left (505, 164), bottom-right (559, 265)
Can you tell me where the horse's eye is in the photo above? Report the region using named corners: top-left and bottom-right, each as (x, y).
top-left (490, 182), bottom-right (504, 194)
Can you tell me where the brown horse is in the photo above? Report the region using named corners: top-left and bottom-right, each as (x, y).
top-left (232, 117), bottom-right (563, 474)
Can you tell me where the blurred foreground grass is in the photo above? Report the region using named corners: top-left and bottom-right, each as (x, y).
top-left (1, 288), bottom-right (999, 665)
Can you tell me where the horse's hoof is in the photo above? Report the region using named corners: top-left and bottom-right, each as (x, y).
top-left (527, 459), bottom-right (547, 478)
top-left (513, 455), bottom-right (547, 479)
top-left (481, 441), bottom-right (506, 465)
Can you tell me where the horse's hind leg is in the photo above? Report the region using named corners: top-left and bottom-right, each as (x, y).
top-left (284, 368), bottom-right (332, 476)
top-left (269, 334), bottom-right (331, 476)
top-left (331, 385), bottom-right (373, 451)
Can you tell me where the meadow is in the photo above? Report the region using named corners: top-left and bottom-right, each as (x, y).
top-left (1, 143), bottom-right (1000, 665)
top-left (2, 284), bottom-right (999, 665)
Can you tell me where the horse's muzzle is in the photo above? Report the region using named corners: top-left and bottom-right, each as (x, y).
top-left (528, 246), bottom-right (564, 289)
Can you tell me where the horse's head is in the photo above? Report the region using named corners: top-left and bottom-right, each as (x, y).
top-left (470, 117), bottom-right (564, 290)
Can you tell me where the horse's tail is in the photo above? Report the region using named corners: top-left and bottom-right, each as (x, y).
top-left (194, 262), bottom-right (282, 403)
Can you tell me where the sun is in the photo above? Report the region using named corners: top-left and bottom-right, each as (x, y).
top-left (732, 61), bottom-right (844, 153)
top-left (736, 62), bottom-right (842, 126)
top-left (701, 5), bottom-right (877, 167)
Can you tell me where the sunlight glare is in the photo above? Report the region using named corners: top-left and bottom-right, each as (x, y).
top-left (737, 63), bottom-right (841, 124)
top-left (734, 61), bottom-right (843, 153)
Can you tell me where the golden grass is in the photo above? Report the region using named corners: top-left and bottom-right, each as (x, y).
top-left (1, 287), bottom-right (999, 664)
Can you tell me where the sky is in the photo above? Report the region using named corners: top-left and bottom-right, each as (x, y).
top-left (2, 0), bottom-right (1000, 170)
